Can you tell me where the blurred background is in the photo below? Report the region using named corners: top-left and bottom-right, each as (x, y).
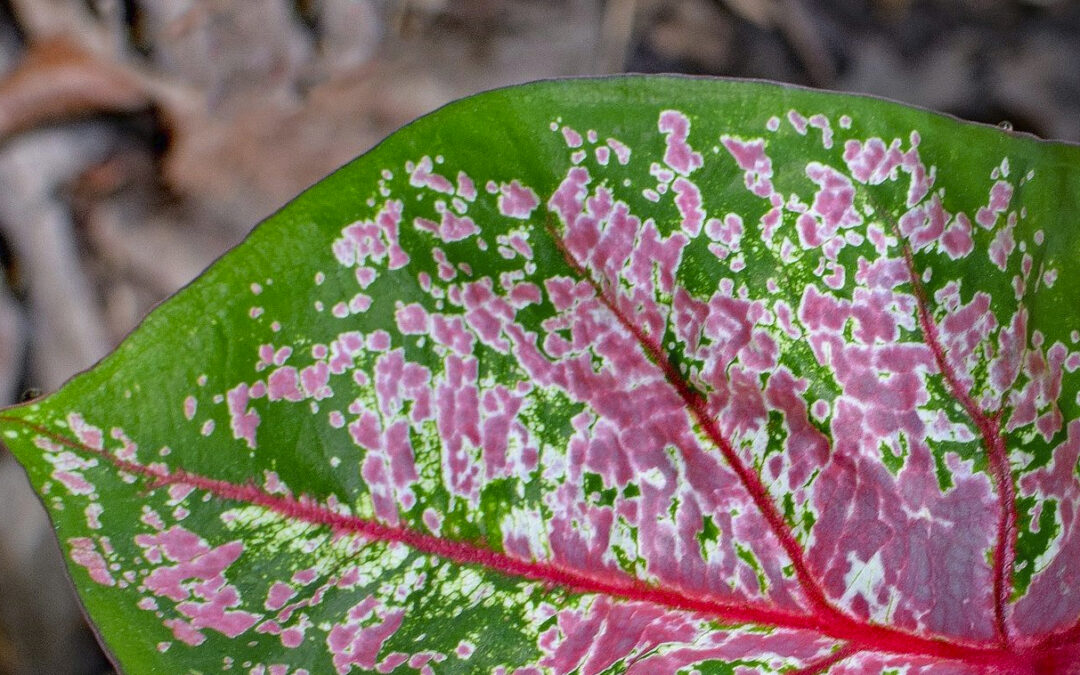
top-left (0, 0), bottom-right (1077, 672)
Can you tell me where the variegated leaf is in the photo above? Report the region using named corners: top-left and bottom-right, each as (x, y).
top-left (2, 76), bottom-right (1080, 674)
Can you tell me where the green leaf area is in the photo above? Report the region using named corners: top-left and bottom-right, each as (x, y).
top-left (3, 76), bottom-right (1080, 674)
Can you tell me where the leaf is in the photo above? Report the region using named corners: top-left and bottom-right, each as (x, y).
top-left (3, 76), bottom-right (1080, 674)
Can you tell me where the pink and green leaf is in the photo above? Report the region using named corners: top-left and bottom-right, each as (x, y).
top-left (2, 76), bottom-right (1080, 673)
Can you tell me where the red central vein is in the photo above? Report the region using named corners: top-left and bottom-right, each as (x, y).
top-left (898, 240), bottom-right (1018, 649)
top-left (546, 226), bottom-right (841, 622)
top-left (0, 415), bottom-right (1033, 668)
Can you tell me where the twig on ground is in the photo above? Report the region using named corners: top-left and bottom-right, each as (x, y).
top-left (0, 37), bottom-right (148, 143)
top-left (0, 277), bottom-right (24, 404)
top-left (0, 124), bottom-right (116, 391)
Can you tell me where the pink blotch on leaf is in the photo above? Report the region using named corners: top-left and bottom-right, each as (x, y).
top-left (606, 138), bottom-right (631, 165)
top-left (899, 132), bottom-right (934, 207)
top-left (356, 266), bottom-right (377, 288)
top-left (226, 383), bottom-right (260, 448)
top-left (432, 247), bottom-right (456, 281)
top-left (799, 285), bottom-right (850, 334)
top-left (85, 503), bottom-right (104, 529)
top-left (263, 470), bottom-right (289, 495)
top-left (349, 409), bottom-right (382, 452)
top-left (301, 362), bottom-right (333, 400)
top-left (367, 330), bottom-right (391, 352)
top-left (455, 171), bottom-right (477, 201)
top-left (843, 138), bottom-right (902, 185)
top-left (395, 303), bottom-right (429, 335)
top-left (407, 652), bottom-right (446, 671)
top-left (256, 344), bottom-right (274, 370)
top-left (671, 177), bottom-right (704, 236)
top-left (705, 213), bottom-right (743, 248)
top-left (164, 618), bottom-right (205, 646)
top-left (540, 598), bottom-right (697, 674)
top-left (327, 596), bottom-right (406, 675)
top-left (658, 110), bottom-right (703, 176)
top-left (989, 223), bottom-right (1016, 271)
top-left (548, 166), bottom-right (591, 229)
top-left (976, 179), bottom-right (1014, 229)
top-left (407, 156), bottom-right (454, 194)
top-left (626, 220), bottom-right (688, 295)
top-left (761, 207), bottom-right (782, 243)
top-left (68, 413), bottom-right (104, 449)
top-left (176, 584), bottom-right (259, 639)
top-left (431, 314), bottom-right (475, 357)
top-left (54, 470), bottom-right (95, 495)
top-left (69, 537), bottom-right (115, 586)
top-left (787, 109), bottom-right (808, 133)
top-left (436, 355), bottom-right (483, 502)
top-left (509, 234), bottom-right (534, 260)
top-left (805, 162), bottom-right (860, 236)
top-left (423, 508), bottom-right (442, 534)
top-left (941, 212), bottom-right (975, 259)
top-left (437, 211), bottom-right (479, 242)
top-left (808, 114), bottom-right (833, 148)
top-left (462, 278), bottom-right (514, 353)
top-left (109, 427), bottom-right (138, 461)
top-left (168, 483), bottom-right (195, 503)
top-left (268, 367), bottom-right (305, 402)
top-left (989, 179), bottom-right (1014, 211)
top-left (281, 625), bottom-right (307, 649)
top-left (561, 126), bottom-right (583, 148)
top-left (329, 331), bottom-right (365, 375)
top-left (265, 581), bottom-right (296, 611)
top-left (896, 195), bottom-right (948, 253)
top-left (141, 509), bottom-right (166, 530)
top-left (497, 180), bottom-right (540, 219)
top-left (721, 136), bottom-right (774, 198)
top-left (136, 527), bottom-right (244, 602)
top-left (349, 293), bottom-right (372, 313)
top-left (509, 282), bottom-right (542, 308)
top-left (649, 163), bottom-right (675, 186)
top-left (334, 200), bottom-right (409, 270)
top-left (456, 641), bottom-right (475, 658)
top-left (823, 263), bottom-right (845, 290)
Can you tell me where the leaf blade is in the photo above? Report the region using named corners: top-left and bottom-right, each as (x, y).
top-left (3, 75), bottom-right (1080, 673)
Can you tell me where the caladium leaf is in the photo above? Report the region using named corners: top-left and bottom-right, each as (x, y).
top-left (3, 76), bottom-right (1080, 674)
